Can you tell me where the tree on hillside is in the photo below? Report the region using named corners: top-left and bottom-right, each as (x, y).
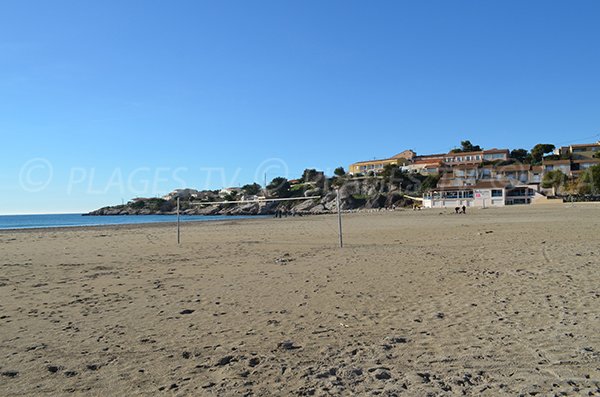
top-left (334, 167), bottom-right (346, 177)
top-left (531, 144), bottom-right (556, 164)
top-left (451, 140), bottom-right (483, 153)
top-left (301, 168), bottom-right (326, 188)
top-left (581, 164), bottom-right (600, 194)
top-left (541, 169), bottom-right (567, 195)
top-left (267, 177), bottom-right (291, 198)
top-left (420, 174), bottom-right (441, 193)
top-left (381, 164), bottom-right (413, 190)
top-left (241, 183), bottom-right (261, 195)
top-left (381, 164), bottom-right (398, 179)
top-left (510, 148), bottom-right (530, 163)
top-left (301, 169), bottom-right (318, 182)
top-left (222, 192), bottom-right (238, 201)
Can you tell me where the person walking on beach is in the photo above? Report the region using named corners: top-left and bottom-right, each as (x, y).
top-left (461, 205), bottom-right (466, 214)
top-left (455, 206), bottom-right (460, 214)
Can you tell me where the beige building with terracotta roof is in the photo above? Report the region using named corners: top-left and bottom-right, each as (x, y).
top-left (348, 150), bottom-right (416, 174)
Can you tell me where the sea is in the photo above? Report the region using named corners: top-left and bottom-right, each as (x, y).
top-left (0, 213), bottom-right (257, 230)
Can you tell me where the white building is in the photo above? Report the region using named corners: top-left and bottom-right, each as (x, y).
top-left (423, 181), bottom-right (543, 208)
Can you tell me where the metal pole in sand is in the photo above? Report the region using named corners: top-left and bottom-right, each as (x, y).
top-left (336, 188), bottom-right (343, 248)
top-left (177, 197), bottom-right (180, 245)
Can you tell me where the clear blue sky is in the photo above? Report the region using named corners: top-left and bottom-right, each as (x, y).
top-left (1, 0), bottom-right (599, 214)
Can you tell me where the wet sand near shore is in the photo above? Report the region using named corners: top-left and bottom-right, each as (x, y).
top-left (1, 205), bottom-right (599, 396)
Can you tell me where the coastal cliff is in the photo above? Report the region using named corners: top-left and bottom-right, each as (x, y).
top-left (86, 171), bottom-right (435, 216)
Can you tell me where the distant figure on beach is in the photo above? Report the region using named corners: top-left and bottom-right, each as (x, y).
top-left (455, 207), bottom-right (460, 214)
top-left (462, 205), bottom-right (466, 214)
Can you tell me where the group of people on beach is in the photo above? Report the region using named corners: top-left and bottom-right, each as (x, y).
top-left (454, 205), bottom-right (467, 214)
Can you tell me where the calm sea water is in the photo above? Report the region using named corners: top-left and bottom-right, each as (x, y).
top-left (0, 213), bottom-right (257, 230)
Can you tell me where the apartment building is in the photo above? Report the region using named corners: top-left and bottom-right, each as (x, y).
top-left (565, 142), bottom-right (600, 159)
top-left (544, 142), bottom-right (600, 177)
top-left (348, 150), bottom-right (416, 174)
top-left (442, 149), bottom-right (509, 164)
top-left (349, 148), bottom-right (499, 176)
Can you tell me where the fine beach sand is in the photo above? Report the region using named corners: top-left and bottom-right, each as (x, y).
top-left (1, 205), bottom-right (599, 396)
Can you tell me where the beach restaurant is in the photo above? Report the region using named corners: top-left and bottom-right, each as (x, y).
top-left (422, 181), bottom-right (540, 208)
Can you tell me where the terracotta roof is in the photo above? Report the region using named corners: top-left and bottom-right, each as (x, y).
top-left (432, 178), bottom-right (511, 191)
top-left (451, 164), bottom-right (480, 169)
top-left (572, 159), bottom-right (600, 164)
top-left (571, 142), bottom-right (600, 148)
top-left (429, 185), bottom-right (475, 191)
top-left (350, 157), bottom-right (399, 166)
top-left (471, 180), bottom-right (512, 189)
top-left (391, 150), bottom-right (416, 159)
top-left (443, 149), bottom-right (509, 158)
top-left (543, 159), bottom-right (571, 165)
top-left (414, 153), bottom-right (445, 160)
top-left (495, 164), bottom-right (531, 172)
top-left (483, 149), bottom-right (510, 154)
top-left (412, 159), bottom-right (442, 165)
top-left (445, 150), bottom-right (484, 157)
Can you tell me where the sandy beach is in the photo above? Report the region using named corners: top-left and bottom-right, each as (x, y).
top-left (1, 205), bottom-right (599, 396)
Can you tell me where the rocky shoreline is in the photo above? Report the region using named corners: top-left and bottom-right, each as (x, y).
top-left (86, 179), bottom-right (418, 217)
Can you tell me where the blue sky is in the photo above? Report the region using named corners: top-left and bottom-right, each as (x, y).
top-left (1, 0), bottom-right (599, 214)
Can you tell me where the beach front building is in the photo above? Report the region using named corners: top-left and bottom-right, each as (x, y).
top-left (423, 180), bottom-right (542, 208)
top-left (492, 164), bottom-right (544, 184)
top-left (422, 158), bottom-right (547, 208)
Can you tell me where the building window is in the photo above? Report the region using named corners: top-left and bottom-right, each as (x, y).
top-left (491, 189), bottom-right (503, 197)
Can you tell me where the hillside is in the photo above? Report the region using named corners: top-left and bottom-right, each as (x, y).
top-left (86, 171), bottom-right (436, 216)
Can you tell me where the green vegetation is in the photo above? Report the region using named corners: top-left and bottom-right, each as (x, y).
top-left (241, 183), bottom-right (261, 195)
top-left (541, 169), bottom-right (567, 193)
top-left (127, 198), bottom-right (171, 211)
top-left (301, 168), bottom-right (326, 188)
top-left (510, 148), bottom-right (530, 163)
top-left (351, 194), bottom-right (368, 200)
top-left (222, 192), bottom-right (238, 201)
top-left (290, 184), bottom-right (306, 191)
top-left (267, 177), bottom-right (291, 198)
top-left (450, 140), bottom-right (483, 153)
top-left (301, 169), bottom-right (320, 182)
top-left (381, 164), bottom-right (402, 180)
top-left (542, 154), bottom-right (560, 161)
top-left (334, 167), bottom-right (346, 177)
top-left (531, 144), bottom-right (556, 165)
top-left (581, 164), bottom-right (600, 194)
top-left (419, 174), bottom-right (441, 193)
